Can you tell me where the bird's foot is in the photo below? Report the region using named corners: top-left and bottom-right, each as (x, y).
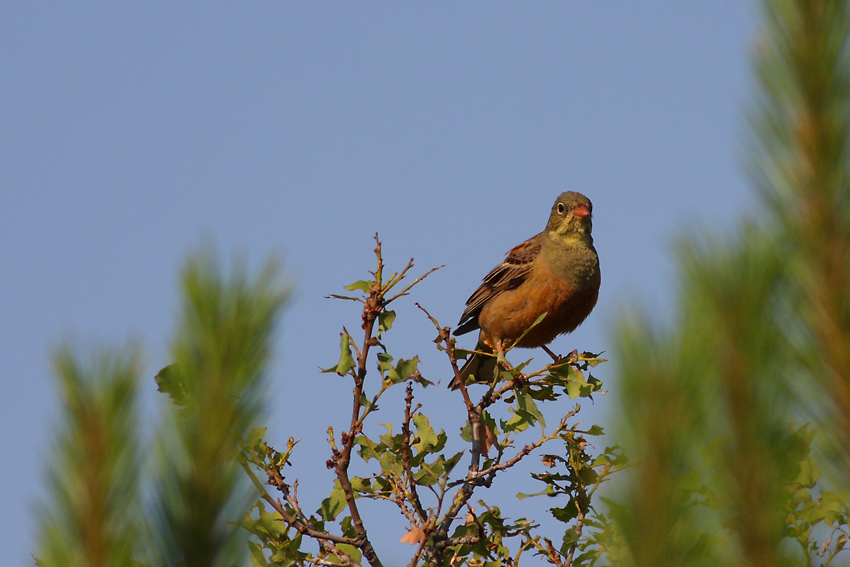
top-left (494, 339), bottom-right (510, 368)
top-left (510, 373), bottom-right (528, 388)
top-left (541, 345), bottom-right (560, 363)
top-left (493, 340), bottom-right (528, 386)
top-left (542, 346), bottom-right (580, 366)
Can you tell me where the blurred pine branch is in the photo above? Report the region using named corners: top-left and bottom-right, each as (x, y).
top-left (611, 0), bottom-right (850, 564)
top-left (751, 0), bottom-right (850, 471)
top-left (35, 251), bottom-right (289, 567)
top-left (35, 348), bottom-right (141, 567)
top-left (150, 251), bottom-right (289, 567)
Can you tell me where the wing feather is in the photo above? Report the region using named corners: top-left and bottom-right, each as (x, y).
top-left (454, 234), bottom-right (542, 336)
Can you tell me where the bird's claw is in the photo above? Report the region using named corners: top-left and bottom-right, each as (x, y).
top-left (510, 373), bottom-right (528, 388)
top-left (493, 346), bottom-right (528, 387)
top-left (542, 346), bottom-right (579, 366)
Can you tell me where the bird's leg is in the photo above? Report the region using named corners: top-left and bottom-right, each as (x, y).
top-left (495, 339), bottom-right (528, 387)
top-left (541, 345), bottom-right (561, 364)
top-left (542, 346), bottom-right (579, 366)
top-left (494, 339), bottom-right (512, 370)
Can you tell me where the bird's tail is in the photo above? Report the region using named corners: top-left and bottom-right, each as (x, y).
top-left (449, 340), bottom-right (498, 390)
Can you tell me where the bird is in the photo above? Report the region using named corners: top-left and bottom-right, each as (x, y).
top-left (450, 191), bottom-right (600, 388)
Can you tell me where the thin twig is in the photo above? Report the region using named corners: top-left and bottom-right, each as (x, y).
top-left (241, 462), bottom-right (359, 550)
top-left (386, 265), bottom-right (443, 304)
top-left (401, 384), bottom-right (428, 522)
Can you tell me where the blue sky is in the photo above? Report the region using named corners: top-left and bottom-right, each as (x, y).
top-left (1, 3), bottom-right (754, 564)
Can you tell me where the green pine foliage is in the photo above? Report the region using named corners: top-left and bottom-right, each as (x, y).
top-left (35, 348), bottom-right (141, 567)
top-left (751, 0), bottom-right (850, 471)
top-left (610, 0), bottom-right (850, 565)
top-left (151, 252), bottom-right (289, 567)
top-left (35, 252), bottom-right (289, 567)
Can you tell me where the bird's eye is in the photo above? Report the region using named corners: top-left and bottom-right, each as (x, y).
top-left (557, 203), bottom-right (565, 214)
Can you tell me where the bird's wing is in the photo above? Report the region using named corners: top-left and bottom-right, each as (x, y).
top-left (454, 234), bottom-right (542, 336)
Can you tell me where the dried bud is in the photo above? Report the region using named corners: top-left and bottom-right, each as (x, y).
top-left (400, 526), bottom-right (426, 544)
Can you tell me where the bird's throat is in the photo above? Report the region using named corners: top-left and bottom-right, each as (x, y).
top-left (548, 229), bottom-right (593, 249)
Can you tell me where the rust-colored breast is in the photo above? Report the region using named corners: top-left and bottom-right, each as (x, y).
top-left (477, 254), bottom-right (599, 349)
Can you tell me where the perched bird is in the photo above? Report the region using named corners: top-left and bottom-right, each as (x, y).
top-left (451, 191), bottom-right (600, 388)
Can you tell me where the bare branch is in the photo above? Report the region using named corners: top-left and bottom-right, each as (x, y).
top-left (401, 384), bottom-right (428, 523)
top-left (386, 265), bottom-right (443, 304)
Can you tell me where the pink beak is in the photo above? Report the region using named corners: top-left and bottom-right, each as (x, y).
top-left (571, 205), bottom-right (590, 218)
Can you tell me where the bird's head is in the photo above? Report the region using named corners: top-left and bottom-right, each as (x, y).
top-left (545, 192), bottom-right (593, 241)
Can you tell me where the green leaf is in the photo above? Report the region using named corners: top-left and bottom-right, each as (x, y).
top-left (517, 485), bottom-right (555, 499)
top-left (344, 280), bottom-right (373, 292)
top-left (515, 390), bottom-right (546, 428)
top-left (377, 352), bottom-right (394, 377)
top-left (819, 490), bottom-right (846, 513)
top-left (154, 363), bottom-right (187, 407)
top-left (454, 348), bottom-right (474, 359)
top-left (550, 363), bottom-right (578, 381)
top-left (339, 516), bottom-right (356, 538)
top-left (551, 500), bottom-right (579, 523)
top-left (372, 477), bottom-right (393, 494)
top-left (574, 550), bottom-right (597, 565)
top-left (321, 333), bottom-right (356, 375)
top-left (396, 357), bottom-right (419, 381)
top-left (246, 427), bottom-right (267, 450)
top-left (379, 451), bottom-right (404, 476)
top-left (383, 356), bottom-right (420, 384)
top-left (796, 455), bottom-right (820, 488)
top-left (566, 380), bottom-right (595, 399)
top-left (336, 544), bottom-right (362, 564)
top-left (354, 435), bottom-right (381, 462)
top-left (591, 454), bottom-right (610, 467)
top-left (259, 506), bottom-right (288, 537)
top-left (444, 451), bottom-right (464, 475)
top-left (560, 528), bottom-right (579, 556)
top-left (797, 502), bottom-right (827, 525)
top-left (413, 414), bottom-right (439, 452)
top-left (579, 351), bottom-right (607, 366)
top-left (460, 421), bottom-right (472, 442)
top-left (414, 465), bottom-right (440, 486)
top-left (247, 541), bottom-right (268, 567)
top-left (579, 465), bottom-right (599, 485)
top-left (318, 482), bottom-right (348, 521)
top-left (412, 373), bottom-right (434, 387)
top-left (378, 310), bottom-right (396, 333)
top-left (587, 375), bottom-right (604, 392)
top-left (379, 423), bottom-right (395, 446)
top-left (585, 425), bottom-right (604, 436)
top-left (502, 412), bottom-right (531, 433)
